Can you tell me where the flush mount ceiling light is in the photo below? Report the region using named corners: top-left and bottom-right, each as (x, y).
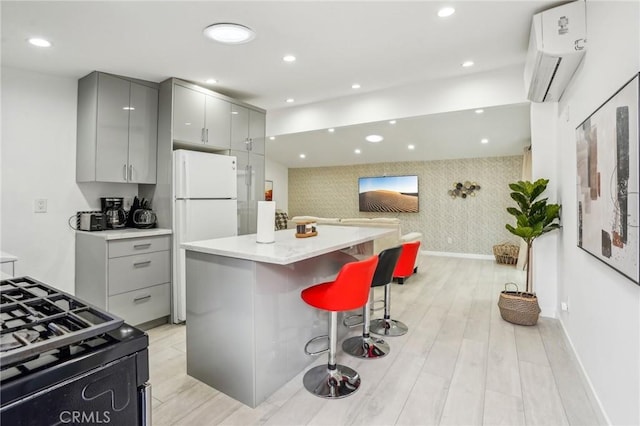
top-left (437, 7), bottom-right (455, 18)
top-left (366, 135), bottom-right (383, 143)
top-left (203, 23), bottom-right (255, 44)
top-left (28, 37), bottom-right (51, 47)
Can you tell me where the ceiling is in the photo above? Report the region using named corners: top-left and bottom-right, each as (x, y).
top-left (1, 1), bottom-right (557, 167)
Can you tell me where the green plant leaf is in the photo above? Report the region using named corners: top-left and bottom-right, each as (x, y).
top-left (506, 207), bottom-right (522, 217)
top-left (510, 192), bottom-right (529, 211)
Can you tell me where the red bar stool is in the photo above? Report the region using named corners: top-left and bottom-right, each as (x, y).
top-left (393, 240), bottom-right (421, 284)
top-left (370, 241), bottom-right (420, 337)
top-left (301, 255), bottom-right (379, 399)
top-left (342, 246), bottom-right (402, 359)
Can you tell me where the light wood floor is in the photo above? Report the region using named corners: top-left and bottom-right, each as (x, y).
top-left (147, 255), bottom-right (603, 426)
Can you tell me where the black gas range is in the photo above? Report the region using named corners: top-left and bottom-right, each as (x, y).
top-left (0, 277), bottom-right (151, 425)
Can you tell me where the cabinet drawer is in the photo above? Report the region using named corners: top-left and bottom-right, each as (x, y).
top-left (108, 283), bottom-right (170, 326)
top-left (108, 236), bottom-right (170, 258)
top-left (108, 251), bottom-right (170, 295)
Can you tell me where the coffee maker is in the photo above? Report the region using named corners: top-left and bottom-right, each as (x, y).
top-left (100, 197), bottom-right (127, 229)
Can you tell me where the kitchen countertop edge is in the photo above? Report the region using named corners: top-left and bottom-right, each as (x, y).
top-left (76, 228), bottom-right (172, 240)
top-left (181, 225), bottom-right (395, 265)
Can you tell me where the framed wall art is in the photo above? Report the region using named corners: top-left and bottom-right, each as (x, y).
top-left (576, 73), bottom-right (639, 284)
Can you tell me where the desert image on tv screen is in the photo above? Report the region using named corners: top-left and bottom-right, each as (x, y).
top-left (359, 175), bottom-right (419, 213)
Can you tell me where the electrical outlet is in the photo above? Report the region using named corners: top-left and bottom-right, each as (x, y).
top-left (34, 198), bottom-right (47, 213)
top-left (447, 237), bottom-right (453, 244)
top-left (561, 302), bottom-right (569, 312)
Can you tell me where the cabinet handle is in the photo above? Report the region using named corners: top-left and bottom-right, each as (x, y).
top-left (133, 243), bottom-right (152, 249)
top-left (123, 164), bottom-right (127, 181)
top-left (133, 260), bottom-right (152, 267)
top-left (206, 128), bottom-right (209, 143)
top-left (133, 294), bottom-right (152, 303)
top-left (201, 128), bottom-right (205, 143)
top-left (249, 138), bottom-right (253, 151)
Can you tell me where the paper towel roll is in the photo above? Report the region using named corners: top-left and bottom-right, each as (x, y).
top-left (256, 201), bottom-right (276, 244)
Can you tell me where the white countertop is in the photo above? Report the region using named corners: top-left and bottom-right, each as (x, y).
top-left (76, 228), bottom-right (172, 240)
top-left (0, 251), bottom-right (18, 263)
top-left (181, 225), bottom-right (395, 265)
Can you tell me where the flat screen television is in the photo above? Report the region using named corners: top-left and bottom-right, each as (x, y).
top-left (358, 175), bottom-right (419, 213)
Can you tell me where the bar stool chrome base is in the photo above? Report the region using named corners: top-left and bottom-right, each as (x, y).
top-left (342, 335), bottom-right (390, 358)
top-left (302, 364), bottom-right (361, 398)
top-left (369, 318), bottom-right (408, 337)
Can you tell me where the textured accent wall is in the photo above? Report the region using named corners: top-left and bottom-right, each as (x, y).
top-left (289, 156), bottom-right (523, 255)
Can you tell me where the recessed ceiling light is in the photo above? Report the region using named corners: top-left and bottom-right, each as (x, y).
top-left (283, 55), bottom-right (296, 62)
top-left (203, 23), bottom-right (255, 44)
top-left (206, 78), bottom-right (218, 84)
top-left (437, 7), bottom-right (455, 18)
top-left (328, 128), bottom-right (335, 133)
top-left (269, 136), bottom-right (276, 140)
top-left (481, 138), bottom-right (489, 144)
top-left (462, 60), bottom-right (475, 68)
top-left (299, 154), bottom-right (306, 159)
top-left (286, 98), bottom-right (295, 103)
top-left (122, 107), bottom-right (135, 111)
top-left (475, 109), bottom-right (484, 114)
top-left (231, 111), bottom-right (239, 115)
top-left (408, 144), bottom-right (415, 150)
top-left (354, 149), bottom-right (361, 154)
top-left (352, 83), bottom-right (361, 89)
top-left (28, 37), bottom-right (51, 47)
top-left (389, 120), bottom-right (397, 125)
top-left (366, 134), bottom-right (383, 143)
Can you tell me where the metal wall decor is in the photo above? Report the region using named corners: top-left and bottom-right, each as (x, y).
top-left (448, 181), bottom-right (481, 199)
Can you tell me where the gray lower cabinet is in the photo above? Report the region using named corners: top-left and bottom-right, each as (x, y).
top-left (75, 233), bottom-right (171, 327)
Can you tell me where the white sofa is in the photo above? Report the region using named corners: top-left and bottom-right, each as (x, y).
top-left (289, 216), bottom-right (422, 259)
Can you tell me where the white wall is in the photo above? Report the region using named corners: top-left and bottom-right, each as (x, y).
top-left (530, 102), bottom-right (560, 318)
top-left (265, 156), bottom-right (288, 212)
top-left (533, 2), bottom-right (639, 424)
top-left (1, 67), bottom-right (137, 293)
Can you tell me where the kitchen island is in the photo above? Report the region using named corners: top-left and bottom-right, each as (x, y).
top-left (181, 225), bottom-right (395, 407)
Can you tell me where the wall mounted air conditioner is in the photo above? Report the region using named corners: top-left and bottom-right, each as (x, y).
top-left (524, 1), bottom-right (587, 103)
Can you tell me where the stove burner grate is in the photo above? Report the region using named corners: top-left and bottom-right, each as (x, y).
top-left (0, 277), bottom-right (123, 368)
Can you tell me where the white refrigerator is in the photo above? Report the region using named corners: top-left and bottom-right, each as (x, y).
top-left (173, 149), bottom-right (238, 323)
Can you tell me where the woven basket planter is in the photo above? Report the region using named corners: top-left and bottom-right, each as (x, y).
top-left (497, 283), bottom-right (540, 326)
top-left (492, 243), bottom-right (519, 265)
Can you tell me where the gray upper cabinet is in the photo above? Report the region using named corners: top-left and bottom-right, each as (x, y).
top-left (77, 72), bottom-right (158, 184)
top-left (231, 104), bottom-right (266, 155)
top-left (172, 83), bottom-right (231, 149)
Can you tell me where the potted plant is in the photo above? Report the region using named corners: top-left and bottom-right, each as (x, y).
top-left (498, 178), bottom-right (561, 325)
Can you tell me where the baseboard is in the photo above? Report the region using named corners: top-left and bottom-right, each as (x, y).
top-left (558, 318), bottom-right (611, 425)
top-left (423, 250), bottom-right (494, 260)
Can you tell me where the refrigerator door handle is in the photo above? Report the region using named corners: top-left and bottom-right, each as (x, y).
top-left (182, 155), bottom-right (190, 198)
